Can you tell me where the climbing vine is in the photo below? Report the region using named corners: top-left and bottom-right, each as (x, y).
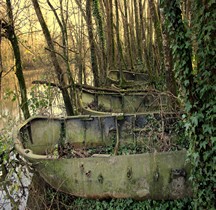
top-left (160, 0), bottom-right (195, 108)
top-left (161, 0), bottom-right (216, 209)
top-left (92, 0), bottom-right (105, 49)
top-left (188, 1), bottom-right (216, 209)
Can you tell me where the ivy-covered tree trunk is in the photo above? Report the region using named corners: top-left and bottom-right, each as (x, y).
top-left (148, 0), bottom-right (164, 75)
top-left (146, 6), bottom-right (155, 77)
top-left (161, 0), bottom-right (216, 209)
top-left (123, 0), bottom-right (133, 70)
top-left (129, 2), bottom-right (137, 66)
top-left (187, 1), bottom-right (216, 208)
top-left (134, 0), bottom-right (143, 63)
top-left (6, 0), bottom-right (30, 119)
top-left (161, 0), bottom-right (194, 105)
top-left (92, 0), bottom-right (107, 86)
top-left (104, 0), bottom-right (115, 70)
top-left (31, 0), bottom-right (74, 116)
top-left (114, 0), bottom-right (126, 85)
top-left (86, 0), bottom-right (100, 87)
top-left (139, 0), bottom-right (151, 73)
top-left (160, 8), bottom-right (177, 98)
top-left (73, 0), bottom-right (87, 86)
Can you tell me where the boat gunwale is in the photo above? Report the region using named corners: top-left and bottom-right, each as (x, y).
top-left (15, 111), bottom-right (181, 126)
top-left (107, 70), bottom-right (149, 81)
top-left (14, 136), bottom-right (188, 161)
top-left (14, 112), bottom-right (183, 161)
top-left (77, 85), bottom-right (171, 96)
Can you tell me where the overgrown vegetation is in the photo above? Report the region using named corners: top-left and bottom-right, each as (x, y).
top-left (39, 188), bottom-right (193, 210)
top-left (161, 0), bottom-right (216, 209)
top-left (187, 2), bottom-right (215, 209)
top-left (51, 113), bottom-right (185, 159)
top-left (0, 0), bottom-right (215, 209)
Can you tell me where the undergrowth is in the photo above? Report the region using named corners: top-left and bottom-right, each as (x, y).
top-left (39, 187), bottom-right (193, 210)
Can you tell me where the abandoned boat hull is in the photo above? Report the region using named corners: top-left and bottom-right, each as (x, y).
top-left (15, 113), bottom-right (181, 153)
top-left (107, 70), bottom-right (150, 88)
top-left (108, 70), bottom-right (149, 82)
top-left (14, 114), bottom-right (191, 199)
top-left (77, 86), bottom-right (170, 114)
top-left (15, 145), bottom-right (191, 200)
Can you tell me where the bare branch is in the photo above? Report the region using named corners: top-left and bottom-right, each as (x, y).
top-left (44, 47), bottom-right (67, 61)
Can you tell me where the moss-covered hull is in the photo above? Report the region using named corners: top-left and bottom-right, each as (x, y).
top-left (107, 70), bottom-right (150, 88)
top-left (14, 114), bottom-right (191, 200)
top-left (28, 151), bottom-right (191, 200)
top-left (108, 70), bottom-right (149, 82)
top-left (76, 85), bottom-right (171, 114)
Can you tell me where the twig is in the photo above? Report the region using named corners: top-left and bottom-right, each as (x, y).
top-left (53, 40), bottom-right (78, 53)
top-left (44, 47), bottom-right (67, 61)
top-left (2, 65), bottom-right (15, 78)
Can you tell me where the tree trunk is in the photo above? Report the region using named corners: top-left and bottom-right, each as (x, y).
top-left (139, 0), bottom-right (151, 73)
top-left (123, 0), bottom-right (133, 70)
top-left (148, 0), bottom-right (164, 77)
top-left (160, 8), bottom-right (177, 97)
top-left (104, 0), bottom-right (115, 70)
top-left (69, 0), bottom-right (87, 86)
top-left (60, 0), bottom-right (78, 111)
top-left (47, 0), bottom-right (77, 114)
top-left (86, 0), bottom-right (100, 87)
top-left (146, 6), bottom-right (154, 77)
top-left (31, 0), bottom-right (74, 116)
top-left (92, 0), bottom-right (107, 85)
top-left (134, 0), bottom-right (143, 63)
top-left (114, 0), bottom-right (126, 86)
top-left (129, 2), bottom-right (137, 63)
top-left (6, 0), bottom-right (30, 119)
top-left (161, 0), bottom-right (194, 105)
top-left (0, 20), bottom-right (3, 100)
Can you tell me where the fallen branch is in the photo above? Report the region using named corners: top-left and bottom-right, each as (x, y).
top-left (32, 80), bottom-right (62, 90)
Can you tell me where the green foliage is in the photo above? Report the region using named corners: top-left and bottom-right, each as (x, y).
top-left (161, 0), bottom-right (194, 107)
top-left (42, 188), bottom-right (193, 210)
top-left (161, 0), bottom-right (216, 209)
top-left (71, 198), bottom-right (193, 210)
top-left (27, 85), bottom-right (51, 115)
top-left (3, 88), bottom-right (17, 102)
top-left (187, 2), bottom-right (216, 209)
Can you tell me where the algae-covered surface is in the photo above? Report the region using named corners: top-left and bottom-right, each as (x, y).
top-left (18, 113), bottom-right (184, 156)
top-left (79, 88), bottom-right (171, 114)
top-left (15, 113), bottom-right (191, 200)
top-left (33, 150), bottom-right (191, 200)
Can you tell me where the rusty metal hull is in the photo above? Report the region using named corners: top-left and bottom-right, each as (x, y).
top-left (14, 114), bottom-right (191, 200)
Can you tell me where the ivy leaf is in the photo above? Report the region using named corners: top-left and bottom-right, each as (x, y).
top-left (200, 141), bottom-right (207, 150)
top-left (185, 101), bottom-right (192, 112)
top-left (211, 137), bottom-right (216, 144)
top-left (192, 152), bottom-right (200, 164)
top-left (184, 80), bottom-right (189, 86)
top-left (202, 124), bottom-right (213, 134)
top-left (191, 116), bottom-right (198, 126)
top-left (184, 122), bottom-right (191, 131)
top-left (182, 114), bottom-right (187, 119)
